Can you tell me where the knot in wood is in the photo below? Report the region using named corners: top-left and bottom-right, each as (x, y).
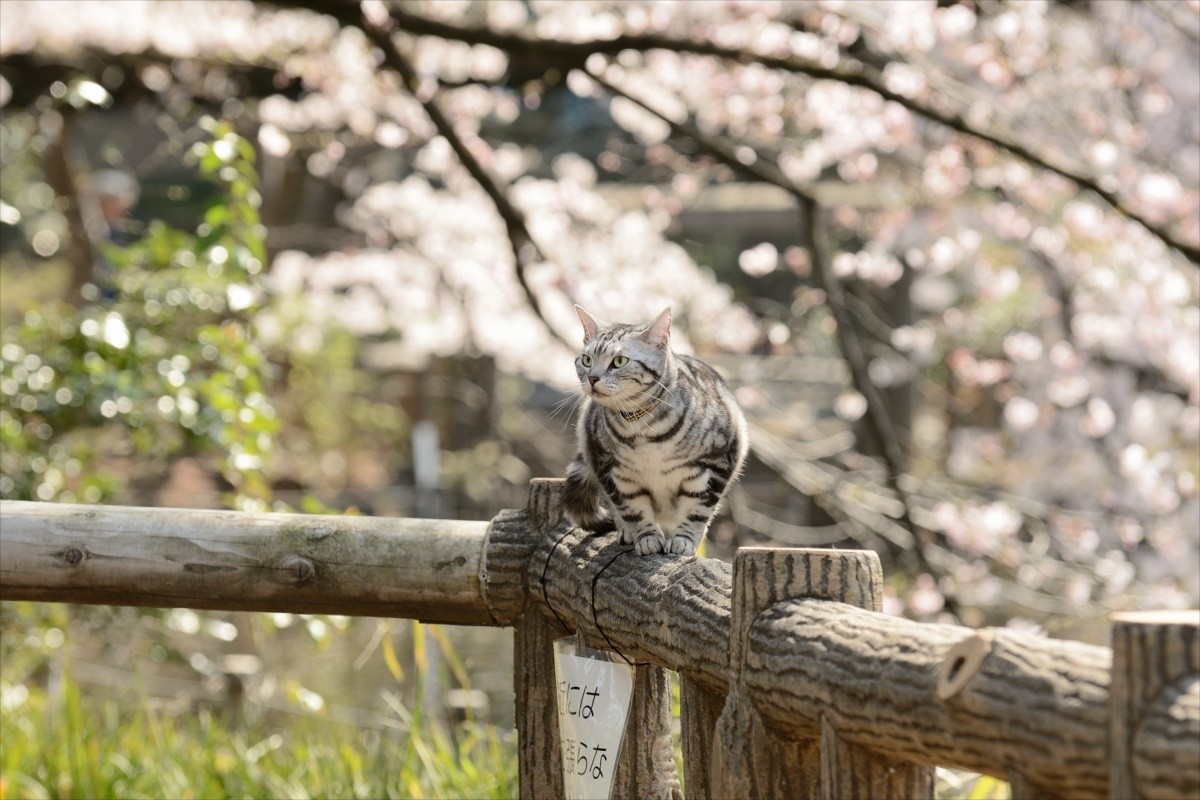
top-left (60, 545), bottom-right (87, 566)
top-left (281, 555), bottom-right (315, 584)
top-left (305, 524), bottom-right (336, 541)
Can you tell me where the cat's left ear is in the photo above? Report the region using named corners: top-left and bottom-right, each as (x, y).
top-left (575, 305), bottom-right (601, 343)
top-left (641, 307), bottom-right (672, 349)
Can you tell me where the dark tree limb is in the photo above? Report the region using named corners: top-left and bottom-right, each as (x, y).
top-left (260, 0), bottom-right (573, 350)
top-left (373, 5), bottom-right (1199, 266)
top-left (585, 69), bottom-right (953, 600)
top-left (15, 1), bottom-right (1192, 262)
top-left (43, 111), bottom-right (95, 305)
top-left (371, 32), bottom-right (572, 351)
top-left (0, 49), bottom-right (304, 109)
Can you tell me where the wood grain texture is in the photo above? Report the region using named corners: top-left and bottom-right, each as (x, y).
top-left (1130, 675), bottom-right (1200, 799)
top-left (608, 660), bottom-right (682, 800)
top-left (712, 547), bottom-right (925, 800)
top-left (482, 481), bottom-right (571, 625)
top-left (480, 507), bottom-right (538, 625)
top-left (514, 609), bottom-right (569, 800)
top-left (712, 687), bottom-right (819, 800)
top-left (527, 478), bottom-right (565, 534)
top-left (746, 600), bottom-right (1113, 799)
top-left (0, 500), bottom-right (492, 624)
top-left (516, 478), bottom-right (683, 799)
top-left (679, 676), bottom-right (724, 800)
top-left (820, 716), bottom-right (934, 800)
top-left (14, 487), bottom-right (1187, 800)
top-left (1110, 610), bottom-right (1200, 800)
top-left (522, 516), bottom-right (734, 691)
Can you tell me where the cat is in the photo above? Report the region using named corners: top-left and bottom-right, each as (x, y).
top-left (562, 305), bottom-right (749, 556)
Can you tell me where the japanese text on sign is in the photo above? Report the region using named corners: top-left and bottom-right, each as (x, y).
top-left (552, 638), bottom-right (634, 800)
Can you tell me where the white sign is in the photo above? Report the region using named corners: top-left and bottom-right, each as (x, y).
top-left (553, 637), bottom-right (635, 800)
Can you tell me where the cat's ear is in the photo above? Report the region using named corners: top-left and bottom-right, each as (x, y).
top-left (641, 306), bottom-right (672, 349)
top-left (574, 305), bottom-right (601, 343)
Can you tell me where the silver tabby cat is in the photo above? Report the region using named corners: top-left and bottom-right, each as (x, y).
top-left (563, 305), bottom-right (749, 556)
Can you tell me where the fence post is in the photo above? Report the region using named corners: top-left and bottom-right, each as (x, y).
top-left (606, 658), bottom-right (681, 800)
top-left (513, 479), bottom-right (569, 800)
top-left (518, 478), bottom-right (680, 800)
top-left (679, 675), bottom-right (724, 800)
top-left (1110, 610), bottom-right (1200, 800)
top-left (712, 546), bottom-right (934, 799)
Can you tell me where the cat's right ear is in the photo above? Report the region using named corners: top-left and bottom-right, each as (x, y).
top-left (574, 305), bottom-right (600, 343)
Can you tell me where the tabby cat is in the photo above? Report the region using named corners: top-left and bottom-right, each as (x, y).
top-left (562, 305), bottom-right (749, 556)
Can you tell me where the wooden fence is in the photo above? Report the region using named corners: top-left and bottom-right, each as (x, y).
top-left (2, 478), bottom-right (1197, 800)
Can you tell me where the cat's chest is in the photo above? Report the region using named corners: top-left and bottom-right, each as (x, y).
top-left (613, 434), bottom-right (689, 493)
top-left (622, 436), bottom-right (673, 470)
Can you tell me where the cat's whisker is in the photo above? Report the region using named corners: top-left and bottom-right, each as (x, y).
top-left (640, 379), bottom-right (681, 415)
top-left (547, 392), bottom-right (580, 420)
top-left (549, 394), bottom-right (584, 437)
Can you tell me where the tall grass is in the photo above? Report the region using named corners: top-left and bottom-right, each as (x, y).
top-left (2, 648), bottom-right (1013, 799)
top-left (1, 644), bottom-right (516, 800)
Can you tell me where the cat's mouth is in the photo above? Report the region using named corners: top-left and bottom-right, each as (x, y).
top-left (586, 385), bottom-right (620, 404)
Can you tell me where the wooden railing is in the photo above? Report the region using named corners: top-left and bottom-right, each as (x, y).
top-left (2, 478), bottom-right (1197, 800)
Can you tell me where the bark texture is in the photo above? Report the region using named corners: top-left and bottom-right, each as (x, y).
top-left (608, 660), bottom-right (682, 800)
top-left (712, 547), bottom-right (930, 800)
top-left (514, 478), bottom-right (681, 800)
top-left (679, 676), bottom-right (724, 800)
top-left (514, 608), bottom-right (569, 800)
top-left (480, 507), bottom-right (538, 625)
top-left (10, 486), bottom-right (1196, 800)
top-left (521, 513), bottom-right (734, 691)
top-left (820, 716), bottom-right (935, 800)
top-left (1110, 610), bottom-right (1200, 800)
top-left (746, 601), bottom-right (1112, 799)
top-left (1130, 675), bottom-right (1200, 800)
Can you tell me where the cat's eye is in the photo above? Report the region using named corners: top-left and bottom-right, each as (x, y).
top-left (611, 355), bottom-right (629, 368)
top-left (580, 354), bottom-right (592, 367)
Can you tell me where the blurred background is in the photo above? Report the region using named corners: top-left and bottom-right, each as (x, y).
top-left (1, 1), bottom-right (1197, 797)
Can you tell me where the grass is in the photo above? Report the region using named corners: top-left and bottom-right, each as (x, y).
top-left (1, 651), bottom-right (1013, 800)
top-left (0, 666), bottom-right (517, 800)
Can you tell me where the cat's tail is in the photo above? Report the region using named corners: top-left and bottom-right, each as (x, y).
top-left (562, 456), bottom-right (616, 533)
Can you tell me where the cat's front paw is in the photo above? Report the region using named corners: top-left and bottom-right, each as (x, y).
top-left (634, 530), bottom-right (666, 555)
top-left (666, 536), bottom-right (698, 556)
top-left (619, 527), bottom-right (635, 545)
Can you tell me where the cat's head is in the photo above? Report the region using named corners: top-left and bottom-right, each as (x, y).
top-left (573, 305), bottom-right (672, 410)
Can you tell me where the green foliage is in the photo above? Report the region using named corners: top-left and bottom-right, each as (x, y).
top-left (0, 118), bottom-right (277, 508)
top-left (0, 598), bottom-right (517, 800)
top-left (0, 669), bottom-right (518, 800)
top-left (0, 122), bottom-right (516, 795)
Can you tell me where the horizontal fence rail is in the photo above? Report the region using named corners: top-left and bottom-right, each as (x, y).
top-left (1, 481), bottom-right (1198, 800)
top-left (0, 500), bottom-right (493, 624)
top-left (745, 599), bottom-right (1112, 798)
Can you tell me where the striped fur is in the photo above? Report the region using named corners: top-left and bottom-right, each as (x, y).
top-left (562, 305), bottom-right (749, 556)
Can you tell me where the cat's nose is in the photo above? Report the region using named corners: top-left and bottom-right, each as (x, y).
top-left (588, 376), bottom-right (599, 386)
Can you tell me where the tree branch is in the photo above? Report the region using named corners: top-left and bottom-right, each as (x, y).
top-left (263, 0), bottom-right (572, 350)
top-left (377, 5), bottom-right (1199, 266)
top-left (584, 68), bottom-right (953, 594)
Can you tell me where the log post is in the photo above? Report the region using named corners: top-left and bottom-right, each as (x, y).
top-left (518, 478), bottom-right (679, 800)
top-left (712, 547), bottom-right (930, 799)
top-left (819, 713), bottom-right (935, 800)
top-left (1110, 610), bottom-right (1200, 800)
top-left (515, 604), bottom-right (568, 799)
top-left (607, 658), bottom-right (682, 800)
top-left (679, 675), bottom-right (724, 800)
top-left (513, 479), bottom-right (569, 799)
